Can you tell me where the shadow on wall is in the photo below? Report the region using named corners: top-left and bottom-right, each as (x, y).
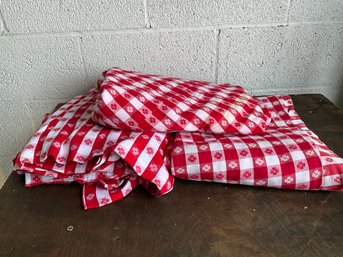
top-left (338, 67), bottom-right (343, 108)
top-left (336, 44), bottom-right (343, 108)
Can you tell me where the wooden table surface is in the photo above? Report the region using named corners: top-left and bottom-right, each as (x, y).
top-left (1, 94), bottom-right (342, 257)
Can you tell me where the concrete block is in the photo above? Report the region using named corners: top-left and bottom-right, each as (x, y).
top-left (1, 0), bottom-right (145, 34)
top-left (81, 30), bottom-right (217, 83)
top-left (0, 101), bottom-right (56, 158)
top-left (148, 0), bottom-right (289, 28)
top-left (217, 24), bottom-right (343, 97)
top-left (289, 0), bottom-right (343, 22)
top-left (0, 36), bottom-right (89, 101)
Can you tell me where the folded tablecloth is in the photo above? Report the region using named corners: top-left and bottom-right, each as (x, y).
top-left (169, 95), bottom-right (343, 190)
top-left (13, 68), bottom-right (343, 209)
top-left (92, 67), bottom-right (271, 134)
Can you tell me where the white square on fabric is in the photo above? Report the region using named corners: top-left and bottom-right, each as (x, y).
top-left (166, 109), bottom-right (179, 122)
top-left (239, 157), bottom-right (254, 169)
top-left (296, 170), bottom-right (310, 184)
top-left (290, 150), bottom-right (306, 161)
top-left (102, 90), bottom-right (114, 105)
top-left (135, 150), bottom-right (152, 170)
top-left (184, 144), bottom-right (199, 155)
top-left (265, 155), bottom-right (280, 166)
top-left (194, 109), bottom-right (209, 121)
top-left (208, 142), bottom-right (224, 151)
top-left (205, 102), bottom-right (217, 110)
top-left (115, 108), bottom-right (131, 122)
top-left (154, 166), bottom-right (169, 185)
top-left (141, 91), bottom-right (154, 101)
top-left (159, 85), bottom-right (171, 92)
top-left (282, 139), bottom-right (296, 146)
top-left (129, 97), bottom-right (143, 110)
top-left (177, 102), bottom-right (189, 111)
top-left (154, 121), bottom-right (168, 131)
top-left (256, 141), bottom-right (271, 148)
top-left (233, 143), bottom-right (247, 150)
top-left (133, 81), bottom-right (146, 88)
top-left (187, 164), bottom-right (201, 174)
top-left (267, 176), bottom-right (282, 188)
top-left (240, 179), bottom-right (254, 186)
top-left (114, 86), bottom-right (126, 94)
top-left (183, 123), bottom-right (198, 131)
top-left (212, 160), bottom-right (227, 172)
top-left (223, 111), bottom-right (235, 123)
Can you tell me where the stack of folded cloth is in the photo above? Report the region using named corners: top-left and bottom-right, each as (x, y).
top-left (14, 67), bottom-right (343, 209)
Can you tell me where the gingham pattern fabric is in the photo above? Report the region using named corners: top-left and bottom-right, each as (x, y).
top-left (91, 67), bottom-right (271, 134)
top-left (170, 96), bottom-right (343, 191)
top-left (14, 88), bottom-right (174, 209)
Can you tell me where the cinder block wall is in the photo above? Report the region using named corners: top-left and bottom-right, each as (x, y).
top-left (0, 0), bottom-right (342, 186)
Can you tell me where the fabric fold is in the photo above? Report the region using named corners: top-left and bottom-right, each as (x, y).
top-left (14, 88), bottom-right (174, 209)
top-left (169, 96), bottom-right (343, 191)
top-left (91, 67), bottom-right (271, 134)
top-left (13, 69), bottom-right (343, 210)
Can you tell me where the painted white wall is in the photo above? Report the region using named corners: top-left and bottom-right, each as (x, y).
top-left (0, 0), bottom-right (343, 187)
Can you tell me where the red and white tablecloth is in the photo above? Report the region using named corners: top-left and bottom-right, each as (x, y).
top-left (13, 68), bottom-right (343, 209)
top-left (14, 88), bottom-right (174, 209)
top-left (92, 67), bottom-right (271, 134)
top-left (169, 95), bottom-right (343, 191)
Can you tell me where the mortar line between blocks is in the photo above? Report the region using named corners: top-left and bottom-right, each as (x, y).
top-left (286, 0), bottom-right (293, 23)
top-left (77, 35), bottom-right (89, 84)
top-left (2, 20), bottom-right (343, 39)
top-left (213, 29), bottom-right (221, 83)
top-left (143, 0), bottom-right (151, 28)
top-left (1, 99), bottom-right (72, 104)
top-left (0, 0), bottom-right (9, 34)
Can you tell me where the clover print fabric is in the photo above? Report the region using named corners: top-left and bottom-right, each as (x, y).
top-left (170, 96), bottom-right (343, 191)
top-left (91, 67), bottom-right (271, 134)
top-left (14, 88), bottom-right (174, 209)
top-left (13, 69), bottom-right (343, 210)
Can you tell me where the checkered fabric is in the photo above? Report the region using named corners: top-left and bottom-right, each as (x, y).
top-left (170, 96), bottom-right (343, 191)
top-left (14, 88), bottom-right (174, 209)
top-left (13, 83), bottom-right (343, 210)
top-left (91, 67), bottom-right (271, 134)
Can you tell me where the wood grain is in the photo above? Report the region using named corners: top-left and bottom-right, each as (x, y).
top-left (0, 94), bottom-right (342, 257)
